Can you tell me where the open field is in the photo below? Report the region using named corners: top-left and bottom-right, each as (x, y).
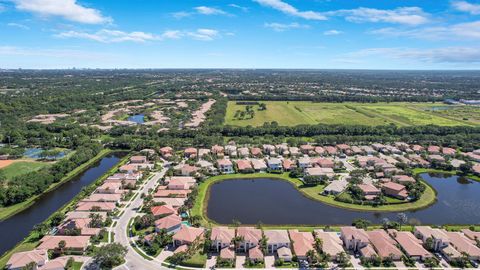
top-left (0, 161), bottom-right (49, 180)
top-left (225, 101), bottom-right (479, 127)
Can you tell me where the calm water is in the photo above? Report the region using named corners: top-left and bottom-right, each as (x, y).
top-left (207, 174), bottom-right (480, 225)
top-left (128, 114), bottom-right (145, 124)
top-left (0, 152), bottom-right (125, 256)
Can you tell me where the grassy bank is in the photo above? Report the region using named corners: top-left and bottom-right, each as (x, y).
top-left (0, 151), bottom-right (130, 269)
top-left (0, 149), bottom-right (112, 221)
top-left (191, 173), bottom-right (437, 227)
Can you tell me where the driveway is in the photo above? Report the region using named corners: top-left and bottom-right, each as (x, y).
top-left (206, 255), bottom-right (217, 269)
top-left (394, 261), bottom-right (406, 269)
top-left (264, 255), bottom-right (275, 268)
top-left (349, 256), bottom-right (364, 270)
top-left (235, 255), bottom-right (246, 268)
top-left (157, 249), bottom-right (173, 262)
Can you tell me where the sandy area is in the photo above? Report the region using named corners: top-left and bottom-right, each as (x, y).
top-left (28, 113), bottom-right (69, 124)
top-left (184, 99), bottom-right (216, 128)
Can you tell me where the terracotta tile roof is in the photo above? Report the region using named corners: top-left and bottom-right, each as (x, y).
top-left (341, 226), bottom-right (369, 243)
top-left (248, 246), bottom-right (264, 260)
top-left (264, 230), bottom-right (289, 244)
top-left (211, 227), bottom-right (235, 243)
top-left (391, 231), bottom-right (431, 259)
top-left (217, 159), bottom-right (233, 166)
top-left (155, 215), bottom-right (182, 230)
top-left (288, 230), bottom-right (314, 257)
top-left (220, 247), bottom-right (235, 259)
top-left (76, 201), bottom-right (116, 212)
top-left (37, 236), bottom-right (90, 250)
top-left (151, 204), bottom-right (176, 216)
top-left (367, 230), bottom-right (403, 259)
top-left (445, 232), bottom-right (480, 257)
top-left (236, 160), bottom-right (252, 171)
top-left (173, 225), bottom-right (204, 243)
top-left (360, 244), bottom-right (377, 258)
top-left (7, 250), bottom-right (47, 269)
top-left (237, 227), bottom-right (262, 244)
top-left (314, 230), bottom-right (344, 257)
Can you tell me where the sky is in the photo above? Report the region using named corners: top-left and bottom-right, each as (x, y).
top-left (1, 0), bottom-right (480, 69)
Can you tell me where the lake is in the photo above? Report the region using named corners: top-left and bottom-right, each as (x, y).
top-left (127, 114), bottom-right (145, 124)
top-left (0, 152), bottom-right (125, 256)
top-left (206, 174), bottom-right (480, 225)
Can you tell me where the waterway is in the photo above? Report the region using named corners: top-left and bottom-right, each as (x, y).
top-left (0, 152), bottom-right (125, 256)
top-left (207, 173), bottom-right (480, 225)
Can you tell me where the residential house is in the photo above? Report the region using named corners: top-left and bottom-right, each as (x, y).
top-left (238, 147), bottom-right (250, 158)
top-left (366, 230), bottom-right (403, 260)
top-left (130, 155), bottom-right (147, 164)
top-left (37, 236), bottom-right (90, 252)
top-left (212, 145), bottom-right (225, 156)
top-left (427, 145), bottom-right (441, 154)
top-left (172, 225), bottom-right (204, 247)
top-left (315, 146), bottom-right (325, 155)
top-left (314, 230), bottom-right (344, 261)
top-left (357, 184), bottom-right (381, 200)
top-left (300, 144), bottom-right (314, 154)
top-left (324, 146), bottom-right (338, 155)
top-left (313, 158), bottom-right (335, 168)
top-left (340, 226), bottom-right (369, 252)
top-left (236, 160), bottom-right (253, 173)
top-left (251, 159), bottom-right (267, 172)
top-left (211, 227), bottom-right (235, 252)
top-left (155, 215), bottom-right (182, 233)
top-left (442, 147), bottom-right (456, 156)
top-left (288, 230), bottom-right (315, 260)
top-left (445, 232), bottom-right (480, 261)
top-left (248, 246), bottom-right (264, 262)
top-left (237, 227), bottom-right (262, 252)
top-left (166, 176), bottom-right (196, 190)
top-left (282, 159), bottom-right (296, 171)
top-left (298, 157), bottom-right (311, 169)
top-left (264, 230), bottom-right (290, 253)
top-left (428, 154), bottom-right (446, 163)
top-left (95, 182), bottom-right (121, 194)
top-left (184, 148), bottom-right (197, 159)
top-left (389, 230), bottom-right (432, 261)
top-left (76, 201), bottom-right (116, 212)
top-left (150, 204), bottom-right (176, 218)
top-left (84, 193), bottom-right (122, 203)
top-left (217, 159), bottom-right (234, 174)
top-left (154, 187), bottom-right (190, 198)
top-left (219, 247), bottom-right (235, 261)
top-left (177, 164), bottom-right (198, 176)
top-left (462, 229), bottom-right (480, 242)
top-left (6, 250), bottom-right (48, 270)
top-left (267, 158), bottom-right (282, 170)
top-left (58, 218), bottom-right (101, 237)
top-left (414, 226), bottom-right (450, 251)
top-left (160, 146), bottom-right (173, 159)
top-left (250, 147), bottom-right (262, 157)
top-left (305, 167), bottom-right (334, 178)
top-left (392, 175), bottom-right (416, 185)
top-left (323, 179), bottom-right (348, 195)
top-left (381, 182), bottom-right (409, 200)
top-left (277, 247), bottom-right (293, 262)
top-left (289, 147), bottom-right (300, 156)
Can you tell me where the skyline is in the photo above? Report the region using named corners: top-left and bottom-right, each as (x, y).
top-left (1, 0), bottom-right (480, 69)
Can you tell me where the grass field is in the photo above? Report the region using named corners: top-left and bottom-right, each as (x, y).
top-left (0, 161), bottom-right (49, 180)
top-left (225, 101), bottom-right (479, 127)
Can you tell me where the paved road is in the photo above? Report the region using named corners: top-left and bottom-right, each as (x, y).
top-left (113, 169), bottom-right (170, 270)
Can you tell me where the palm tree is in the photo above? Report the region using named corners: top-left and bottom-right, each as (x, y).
top-left (231, 236), bottom-right (245, 251)
top-left (314, 238), bottom-right (323, 254)
top-left (397, 213), bottom-right (408, 230)
top-left (306, 250), bottom-right (317, 264)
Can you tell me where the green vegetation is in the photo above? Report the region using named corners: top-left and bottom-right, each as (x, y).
top-left (181, 250), bottom-right (207, 268)
top-left (0, 161), bottom-right (49, 180)
top-left (225, 101), bottom-right (478, 127)
top-left (191, 173), bottom-right (437, 227)
top-left (413, 168), bottom-right (480, 182)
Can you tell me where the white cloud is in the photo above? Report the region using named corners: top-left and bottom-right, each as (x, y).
top-left (194, 6), bottom-right (227, 15)
top-left (7, 22), bottom-right (30, 29)
top-left (371, 21), bottom-right (480, 40)
top-left (229, 4), bottom-right (248, 12)
top-left (323, 29), bottom-right (342, 35)
top-left (187, 29), bottom-right (220, 41)
top-left (171, 11), bottom-right (192, 19)
top-left (264, 22), bottom-right (309, 31)
top-left (452, 1), bottom-right (480, 15)
top-left (160, 30), bottom-right (183, 40)
top-left (55, 29), bottom-right (160, 43)
top-left (253, 0), bottom-right (326, 20)
top-left (11, 0), bottom-right (111, 24)
top-left (326, 7), bottom-right (429, 25)
top-left (345, 47), bottom-right (480, 63)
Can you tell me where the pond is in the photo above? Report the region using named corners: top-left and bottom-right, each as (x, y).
top-left (0, 152), bottom-right (125, 256)
top-left (128, 114), bottom-right (145, 124)
top-left (23, 148), bottom-right (67, 159)
top-left (206, 174), bottom-right (480, 226)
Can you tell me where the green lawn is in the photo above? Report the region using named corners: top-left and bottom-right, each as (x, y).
top-left (225, 101), bottom-right (478, 127)
top-left (191, 173), bottom-right (437, 227)
top-left (181, 250), bottom-right (207, 268)
top-left (0, 161), bottom-right (49, 180)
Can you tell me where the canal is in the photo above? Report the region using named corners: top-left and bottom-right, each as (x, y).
top-left (0, 152), bottom-right (125, 256)
top-left (207, 173), bottom-right (480, 225)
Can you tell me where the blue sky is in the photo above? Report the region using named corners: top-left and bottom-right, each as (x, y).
top-left (1, 0), bottom-right (480, 69)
